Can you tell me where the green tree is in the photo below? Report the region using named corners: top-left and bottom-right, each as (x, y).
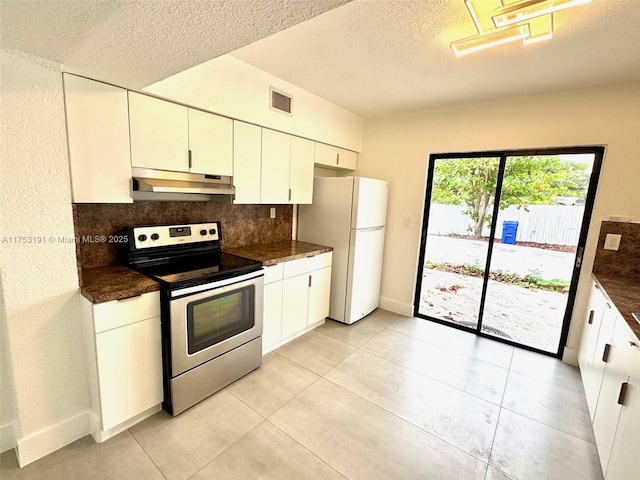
top-left (431, 156), bottom-right (590, 238)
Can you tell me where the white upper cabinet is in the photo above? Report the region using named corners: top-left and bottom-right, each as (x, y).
top-left (187, 109), bottom-right (233, 176)
top-left (289, 136), bottom-right (314, 204)
top-left (314, 142), bottom-right (357, 170)
top-left (233, 121), bottom-right (262, 204)
top-left (129, 92), bottom-right (189, 172)
top-left (261, 129), bottom-right (291, 204)
top-left (63, 74), bottom-right (132, 203)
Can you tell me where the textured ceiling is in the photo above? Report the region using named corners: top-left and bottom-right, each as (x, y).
top-left (0, 0), bottom-right (350, 89)
top-left (231, 0), bottom-right (640, 116)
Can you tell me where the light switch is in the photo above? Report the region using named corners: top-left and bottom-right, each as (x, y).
top-left (604, 233), bottom-right (622, 251)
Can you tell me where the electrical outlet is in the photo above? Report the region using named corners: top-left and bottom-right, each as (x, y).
top-left (270, 208), bottom-right (276, 219)
top-left (604, 233), bottom-right (622, 251)
top-left (403, 216), bottom-right (411, 228)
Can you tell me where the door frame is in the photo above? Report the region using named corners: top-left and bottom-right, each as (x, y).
top-left (413, 146), bottom-right (605, 358)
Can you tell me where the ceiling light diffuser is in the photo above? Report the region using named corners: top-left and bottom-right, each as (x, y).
top-left (492, 0), bottom-right (593, 28)
top-left (450, 0), bottom-right (593, 56)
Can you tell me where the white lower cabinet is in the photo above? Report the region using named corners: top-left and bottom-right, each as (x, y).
top-left (262, 252), bottom-right (332, 353)
top-left (578, 278), bottom-right (640, 479)
top-left (81, 292), bottom-right (163, 441)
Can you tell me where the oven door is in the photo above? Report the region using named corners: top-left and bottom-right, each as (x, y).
top-left (169, 270), bottom-right (263, 377)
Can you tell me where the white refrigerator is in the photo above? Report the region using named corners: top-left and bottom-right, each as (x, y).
top-left (298, 176), bottom-right (389, 324)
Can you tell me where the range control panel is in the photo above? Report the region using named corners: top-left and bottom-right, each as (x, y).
top-left (131, 222), bottom-right (221, 249)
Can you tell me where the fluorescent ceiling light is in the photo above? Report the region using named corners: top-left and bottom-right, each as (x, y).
top-left (493, 0), bottom-right (593, 28)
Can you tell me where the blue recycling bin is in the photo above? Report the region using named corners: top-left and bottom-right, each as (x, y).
top-left (501, 221), bottom-right (519, 245)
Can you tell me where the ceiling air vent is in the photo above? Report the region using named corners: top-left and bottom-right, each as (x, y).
top-left (270, 87), bottom-right (292, 116)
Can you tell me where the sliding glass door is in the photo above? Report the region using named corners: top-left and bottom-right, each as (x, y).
top-left (414, 148), bottom-right (603, 356)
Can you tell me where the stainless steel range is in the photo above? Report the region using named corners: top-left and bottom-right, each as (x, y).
top-left (127, 221), bottom-right (263, 415)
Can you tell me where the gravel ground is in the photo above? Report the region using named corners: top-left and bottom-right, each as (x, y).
top-left (418, 269), bottom-right (568, 353)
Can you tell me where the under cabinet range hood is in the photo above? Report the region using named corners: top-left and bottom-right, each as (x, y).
top-left (132, 167), bottom-right (235, 201)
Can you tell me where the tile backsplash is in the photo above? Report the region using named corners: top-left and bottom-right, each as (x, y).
top-left (592, 221), bottom-right (640, 279)
top-left (73, 201), bottom-right (293, 271)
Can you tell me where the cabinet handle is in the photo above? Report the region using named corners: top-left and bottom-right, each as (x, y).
top-left (605, 302), bottom-right (612, 310)
top-left (617, 382), bottom-right (629, 406)
top-left (188, 149), bottom-right (192, 169)
top-left (288, 188), bottom-right (292, 201)
top-left (308, 275), bottom-right (312, 287)
top-left (588, 310), bottom-right (594, 325)
top-left (602, 343), bottom-right (611, 363)
top-left (630, 341), bottom-right (639, 349)
top-left (336, 152), bottom-right (340, 165)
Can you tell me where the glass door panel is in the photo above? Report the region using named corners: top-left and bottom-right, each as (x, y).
top-left (418, 157), bottom-right (500, 331)
top-left (482, 154), bottom-right (595, 352)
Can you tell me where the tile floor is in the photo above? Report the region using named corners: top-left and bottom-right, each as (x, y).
top-left (0, 310), bottom-right (603, 480)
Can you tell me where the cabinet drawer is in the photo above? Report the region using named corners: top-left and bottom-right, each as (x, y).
top-left (614, 318), bottom-right (640, 377)
top-left (93, 292), bottom-right (160, 333)
top-left (263, 263), bottom-right (284, 284)
top-left (283, 252), bottom-right (332, 278)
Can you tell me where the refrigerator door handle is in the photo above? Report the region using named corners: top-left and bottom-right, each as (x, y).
top-left (353, 226), bottom-right (385, 232)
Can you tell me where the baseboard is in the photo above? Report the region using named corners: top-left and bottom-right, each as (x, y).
top-left (0, 421), bottom-right (17, 453)
top-left (264, 319), bottom-right (326, 354)
top-left (379, 297), bottom-right (413, 317)
top-left (91, 404), bottom-right (161, 443)
top-left (562, 347), bottom-right (579, 366)
top-left (16, 410), bottom-right (91, 467)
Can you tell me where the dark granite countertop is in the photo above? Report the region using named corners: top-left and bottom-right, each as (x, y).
top-left (225, 240), bottom-right (332, 266)
top-left (81, 265), bottom-right (160, 304)
top-left (592, 273), bottom-right (640, 341)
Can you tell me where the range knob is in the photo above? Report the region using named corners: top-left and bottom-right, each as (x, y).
top-left (200, 229), bottom-right (207, 236)
top-left (209, 228), bottom-right (216, 235)
top-left (137, 234), bottom-right (147, 242)
top-left (150, 233), bottom-right (160, 241)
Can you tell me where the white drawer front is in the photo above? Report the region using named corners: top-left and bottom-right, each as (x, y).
top-left (308, 252), bottom-right (332, 271)
top-left (93, 291), bottom-right (160, 333)
top-left (263, 263), bottom-right (284, 284)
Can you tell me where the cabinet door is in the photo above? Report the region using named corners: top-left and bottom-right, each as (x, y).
top-left (261, 129), bottom-right (291, 204)
top-left (592, 340), bottom-right (628, 475)
top-left (281, 274), bottom-right (309, 339)
top-left (63, 74), bottom-right (132, 203)
top-left (308, 266), bottom-right (331, 326)
top-left (579, 283), bottom-right (606, 418)
top-left (336, 147), bottom-right (357, 170)
top-left (233, 121), bottom-right (262, 204)
top-left (95, 317), bottom-right (163, 431)
top-left (129, 92), bottom-right (189, 172)
top-left (314, 142), bottom-right (338, 167)
top-left (606, 373), bottom-right (640, 480)
top-left (263, 281), bottom-right (283, 352)
top-left (289, 136), bottom-right (314, 204)
top-left (188, 109), bottom-right (233, 176)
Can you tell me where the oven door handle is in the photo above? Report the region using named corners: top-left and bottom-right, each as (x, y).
top-left (170, 269), bottom-right (264, 298)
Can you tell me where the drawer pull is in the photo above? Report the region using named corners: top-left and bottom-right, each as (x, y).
top-left (605, 302), bottom-right (612, 310)
top-left (308, 275), bottom-right (312, 287)
top-left (602, 343), bottom-right (611, 363)
top-left (617, 382), bottom-right (629, 406)
top-left (588, 310), bottom-right (594, 325)
top-left (630, 341), bottom-right (639, 348)
top-left (117, 294), bottom-right (143, 302)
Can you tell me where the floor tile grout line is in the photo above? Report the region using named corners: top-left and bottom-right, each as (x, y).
top-left (127, 427), bottom-right (170, 480)
top-left (183, 419), bottom-right (267, 480)
top-left (318, 374), bottom-right (492, 468)
top-left (265, 418), bottom-right (351, 480)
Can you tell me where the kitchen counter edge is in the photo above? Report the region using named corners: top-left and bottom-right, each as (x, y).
top-left (592, 272), bottom-right (640, 341)
top-left (80, 265), bottom-right (160, 304)
top-left (225, 240), bottom-right (333, 266)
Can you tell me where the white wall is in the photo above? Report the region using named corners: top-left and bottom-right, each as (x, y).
top-left (144, 55), bottom-right (363, 152)
top-left (355, 82), bottom-right (640, 361)
top-left (0, 48), bottom-right (89, 465)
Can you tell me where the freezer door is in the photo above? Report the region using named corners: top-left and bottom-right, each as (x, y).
top-left (351, 178), bottom-right (389, 229)
top-left (345, 226), bottom-right (386, 324)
